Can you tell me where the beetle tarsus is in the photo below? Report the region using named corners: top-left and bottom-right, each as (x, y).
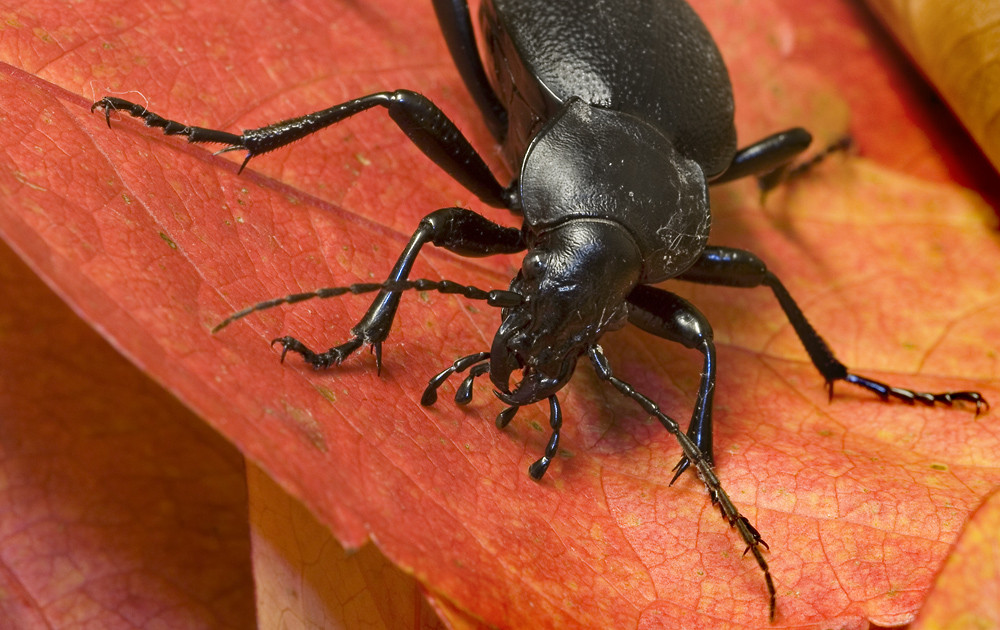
top-left (843, 373), bottom-right (988, 415)
top-left (271, 335), bottom-right (364, 370)
top-left (756, 134), bottom-right (852, 195)
top-left (782, 135), bottom-right (852, 186)
top-left (271, 336), bottom-right (315, 365)
top-left (738, 516), bottom-right (768, 551)
top-left (90, 96), bottom-right (249, 165)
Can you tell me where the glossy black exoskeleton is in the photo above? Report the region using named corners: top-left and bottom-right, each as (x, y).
top-left (92, 0), bottom-right (988, 619)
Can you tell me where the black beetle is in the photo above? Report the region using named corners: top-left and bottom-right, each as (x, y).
top-left (92, 0), bottom-right (988, 619)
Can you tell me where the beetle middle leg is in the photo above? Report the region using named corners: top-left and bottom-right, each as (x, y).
top-left (274, 207), bottom-right (525, 371)
top-left (678, 246), bottom-right (988, 412)
top-left (431, 0), bottom-right (507, 141)
top-left (711, 127), bottom-right (850, 193)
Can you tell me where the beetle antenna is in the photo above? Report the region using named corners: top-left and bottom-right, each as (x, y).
top-left (213, 278), bottom-right (523, 333)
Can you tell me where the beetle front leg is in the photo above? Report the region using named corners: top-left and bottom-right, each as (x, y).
top-left (627, 285), bottom-right (717, 482)
top-left (274, 207), bottom-right (525, 372)
top-left (588, 346), bottom-right (776, 621)
top-left (679, 247), bottom-right (989, 412)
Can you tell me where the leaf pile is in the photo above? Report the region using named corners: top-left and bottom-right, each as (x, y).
top-left (1, 0), bottom-right (998, 627)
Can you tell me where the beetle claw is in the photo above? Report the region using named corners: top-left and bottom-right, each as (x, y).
top-left (271, 336), bottom-right (317, 365)
top-left (268, 335), bottom-right (367, 370)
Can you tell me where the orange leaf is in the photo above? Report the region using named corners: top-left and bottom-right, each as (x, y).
top-left (912, 486), bottom-right (1000, 629)
top-left (1, 0), bottom-right (998, 627)
top-left (860, 0), bottom-right (1000, 173)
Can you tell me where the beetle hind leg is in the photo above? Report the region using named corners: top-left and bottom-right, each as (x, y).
top-left (758, 136), bottom-right (852, 193)
top-left (711, 128), bottom-right (851, 195)
top-left (711, 128), bottom-right (812, 186)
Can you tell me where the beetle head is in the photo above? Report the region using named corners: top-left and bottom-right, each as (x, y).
top-left (490, 219), bottom-right (641, 405)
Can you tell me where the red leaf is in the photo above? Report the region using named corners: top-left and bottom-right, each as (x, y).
top-left (0, 240), bottom-right (254, 627)
top-left (2, 0), bottom-right (998, 627)
top-left (247, 462), bottom-right (449, 629)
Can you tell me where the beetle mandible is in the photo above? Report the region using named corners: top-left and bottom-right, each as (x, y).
top-left (92, 0), bottom-right (988, 619)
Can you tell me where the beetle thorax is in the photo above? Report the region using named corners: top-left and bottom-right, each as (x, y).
top-left (519, 98), bottom-right (711, 284)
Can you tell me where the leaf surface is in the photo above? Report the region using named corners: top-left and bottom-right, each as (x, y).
top-left (1, 0), bottom-right (998, 627)
top-left (911, 487), bottom-right (1000, 630)
top-left (0, 240), bottom-right (254, 628)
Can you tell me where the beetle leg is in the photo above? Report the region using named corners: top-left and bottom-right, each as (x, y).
top-left (679, 246), bottom-right (989, 413)
top-left (527, 395), bottom-right (563, 480)
top-left (710, 128), bottom-right (812, 185)
top-left (431, 0), bottom-right (507, 140)
top-left (422, 351), bottom-right (490, 405)
top-left (92, 90), bottom-right (517, 209)
top-left (758, 136), bottom-right (852, 193)
top-left (90, 96), bottom-right (245, 152)
top-left (588, 346), bottom-right (776, 621)
top-left (626, 285), bottom-right (716, 482)
top-left (710, 128), bottom-right (851, 194)
top-left (275, 208), bottom-right (524, 373)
